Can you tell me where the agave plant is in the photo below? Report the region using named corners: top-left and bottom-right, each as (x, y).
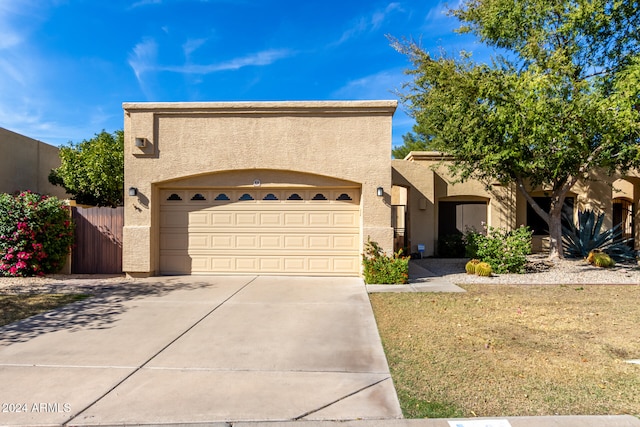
top-left (562, 209), bottom-right (635, 261)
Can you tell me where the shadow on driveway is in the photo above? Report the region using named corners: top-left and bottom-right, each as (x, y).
top-left (0, 277), bottom-right (221, 345)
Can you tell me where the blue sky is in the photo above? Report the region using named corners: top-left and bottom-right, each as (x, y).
top-left (0, 0), bottom-right (489, 148)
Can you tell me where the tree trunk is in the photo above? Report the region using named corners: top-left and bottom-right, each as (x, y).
top-left (547, 205), bottom-right (564, 261)
top-left (515, 177), bottom-right (570, 261)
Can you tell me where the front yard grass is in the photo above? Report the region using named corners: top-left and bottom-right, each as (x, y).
top-left (0, 294), bottom-right (88, 327)
top-left (370, 284), bottom-right (640, 418)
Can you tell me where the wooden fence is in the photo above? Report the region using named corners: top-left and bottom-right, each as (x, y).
top-left (71, 206), bottom-right (123, 274)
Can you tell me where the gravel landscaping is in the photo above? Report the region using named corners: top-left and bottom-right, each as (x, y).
top-left (416, 254), bottom-right (640, 285)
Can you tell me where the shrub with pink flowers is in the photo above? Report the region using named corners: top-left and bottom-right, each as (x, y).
top-left (0, 191), bottom-right (74, 277)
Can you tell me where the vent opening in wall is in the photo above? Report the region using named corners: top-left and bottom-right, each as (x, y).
top-left (167, 194), bottom-right (182, 201)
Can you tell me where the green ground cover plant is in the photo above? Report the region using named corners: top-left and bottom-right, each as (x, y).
top-left (371, 285), bottom-right (640, 418)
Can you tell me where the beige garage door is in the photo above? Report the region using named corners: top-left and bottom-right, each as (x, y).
top-left (159, 188), bottom-right (361, 275)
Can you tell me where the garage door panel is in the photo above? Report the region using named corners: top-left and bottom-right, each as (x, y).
top-left (308, 213), bottom-right (331, 226)
top-left (308, 235), bottom-right (331, 249)
top-left (236, 213), bottom-right (258, 225)
top-left (283, 235), bottom-right (306, 249)
top-left (160, 187), bottom-right (361, 275)
top-left (211, 258), bottom-right (233, 270)
top-left (211, 212), bottom-right (233, 226)
top-left (334, 235), bottom-right (359, 250)
top-left (259, 235), bottom-right (282, 248)
top-left (236, 258), bottom-right (258, 270)
top-left (284, 258), bottom-right (306, 270)
top-left (161, 232), bottom-right (188, 250)
top-left (190, 212), bottom-right (210, 226)
top-left (160, 253), bottom-right (190, 274)
top-left (259, 258), bottom-right (282, 270)
top-left (333, 212), bottom-right (359, 226)
top-left (308, 258), bottom-right (332, 271)
top-left (161, 211), bottom-right (188, 228)
top-left (259, 212), bottom-right (282, 226)
top-left (188, 234), bottom-right (209, 249)
top-left (211, 235), bottom-right (233, 248)
top-left (284, 212), bottom-right (306, 226)
top-left (191, 257), bottom-right (210, 271)
top-left (236, 235), bottom-right (257, 248)
top-left (333, 258), bottom-right (359, 273)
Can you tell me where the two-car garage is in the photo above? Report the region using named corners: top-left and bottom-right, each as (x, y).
top-left (159, 187), bottom-right (361, 275)
top-left (123, 101), bottom-right (396, 277)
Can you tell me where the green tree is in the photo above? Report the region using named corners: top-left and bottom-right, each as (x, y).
top-left (49, 130), bottom-right (124, 207)
top-left (394, 0), bottom-right (640, 259)
top-left (392, 131), bottom-right (432, 159)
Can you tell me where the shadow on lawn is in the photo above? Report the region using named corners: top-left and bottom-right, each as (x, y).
top-left (0, 276), bottom-right (236, 345)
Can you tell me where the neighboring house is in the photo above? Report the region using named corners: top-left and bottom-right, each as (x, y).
top-left (122, 101), bottom-right (639, 278)
top-left (391, 152), bottom-right (639, 257)
top-left (0, 127), bottom-right (68, 199)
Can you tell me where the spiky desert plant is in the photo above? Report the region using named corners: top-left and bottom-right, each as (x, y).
top-left (562, 210), bottom-right (635, 262)
top-left (475, 262), bottom-right (492, 277)
top-left (465, 259), bottom-right (480, 274)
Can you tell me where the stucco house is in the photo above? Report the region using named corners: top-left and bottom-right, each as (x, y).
top-left (0, 127), bottom-right (67, 199)
top-left (122, 101), bottom-right (639, 278)
top-left (392, 152), bottom-right (639, 257)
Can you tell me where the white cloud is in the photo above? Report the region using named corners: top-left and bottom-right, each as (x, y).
top-left (333, 2), bottom-right (404, 46)
top-left (128, 37), bottom-right (159, 81)
top-left (161, 48), bottom-right (293, 74)
top-left (128, 0), bottom-right (162, 10)
top-left (182, 38), bottom-right (207, 58)
top-left (0, 1), bottom-right (36, 49)
top-left (332, 68), bottom-right (408, 100)
top-left (129, 39), bottom-right (293, 78)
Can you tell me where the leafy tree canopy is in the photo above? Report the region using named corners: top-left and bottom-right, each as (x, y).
top-left (49, 130), bottom-right (124, 207)
top-left (393, 0), bottom-right (640, 259)
top-left (392, 131), bottom-right (432, 159)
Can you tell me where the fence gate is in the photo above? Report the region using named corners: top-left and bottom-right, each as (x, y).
top-left (71, 206), bottom-right (123, 274)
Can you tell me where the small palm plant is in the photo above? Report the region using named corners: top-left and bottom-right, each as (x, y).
top-left (562, 209), bottom-right (635, 262)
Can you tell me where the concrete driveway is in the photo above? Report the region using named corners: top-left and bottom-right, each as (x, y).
top-left (0, 275), bottom-right (402, 426)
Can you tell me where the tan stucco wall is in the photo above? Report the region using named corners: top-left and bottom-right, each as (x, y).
top-left (392, 153), bottom-right (516, 256)
top-left (122, 101), bottom-right (397, 275)
top-left (0, 127), bottom-right (67, 198)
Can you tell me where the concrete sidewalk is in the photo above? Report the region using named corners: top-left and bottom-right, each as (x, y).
top-left (366, 260), bottom-right (466, 293)
top-left (0, 275), bottom-right (401, 426)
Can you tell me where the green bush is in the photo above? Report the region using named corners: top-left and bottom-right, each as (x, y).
top-left (0, 192), bottom-right (74, 277)
top-left (362, 239), bottom-right (409, 284)
top-left (463, 228), bottom-right (483, 258)
top-left (468, 225), bottom-right (532, 274)
top-left (437, 233), bottom-right (465, 257)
